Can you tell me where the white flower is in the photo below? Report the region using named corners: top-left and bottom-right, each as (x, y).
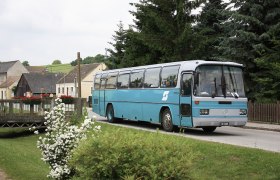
top-left (34, 130), bottom-right (39, 135)
top-left (36, 97), bottom-right (101, 179)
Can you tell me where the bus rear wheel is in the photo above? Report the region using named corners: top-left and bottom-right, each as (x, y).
top-left (161, 109), bottom-right (174, 132)
top-left (202, 126), bottom-right (216, 133)
top-left (106, 105), bottom-right (116, 123)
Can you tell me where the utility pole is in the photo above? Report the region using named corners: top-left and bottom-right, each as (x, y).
top-left (77, 52), bottom-right (82, 98)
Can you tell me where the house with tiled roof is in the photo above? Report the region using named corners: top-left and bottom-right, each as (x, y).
top-left (14, 73), bottom-right (64, 97)
top-left (0, 60), bottom-right (28, 99)
top-left (56, 63), bottom-right (107, 99)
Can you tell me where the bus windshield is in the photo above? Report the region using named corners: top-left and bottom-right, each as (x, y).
top-left (194, 65), bottom-right (245, 98)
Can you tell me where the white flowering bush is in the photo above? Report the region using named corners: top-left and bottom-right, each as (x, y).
top-left (36, 98), bottom-right (100, 179)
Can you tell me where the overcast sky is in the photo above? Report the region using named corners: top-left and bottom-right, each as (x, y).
top-left (0, 0), bottom-right (139, 66)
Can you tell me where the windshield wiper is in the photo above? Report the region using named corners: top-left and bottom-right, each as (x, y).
top-left (211, 78), bottom-right (218, 98)
top-left (227, 67), bottom-right (239, 98)
top-left (221, 73), bottom-right (226, 98)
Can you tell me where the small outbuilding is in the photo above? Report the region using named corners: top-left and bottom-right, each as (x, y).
top-left (15, 73), bottom-right (64, 97)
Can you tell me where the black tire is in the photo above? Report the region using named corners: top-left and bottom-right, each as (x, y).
top-left (106, 105), bottom-right (116, 123)
top-left (202, 126), bottom-right (216, 133)
top-left (161, 109), bottom-right (174, 132)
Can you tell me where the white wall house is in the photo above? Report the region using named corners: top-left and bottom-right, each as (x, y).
top-left (56, 63), bottom-right (107, 99)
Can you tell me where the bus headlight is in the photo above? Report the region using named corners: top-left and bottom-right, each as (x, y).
top-left (200, 109), bottom-right (209, 115)
top-left (240, 109), bottom-right (247, 115)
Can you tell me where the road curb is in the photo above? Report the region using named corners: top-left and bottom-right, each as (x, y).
top-left (242, 126), bottom-right (280, 132)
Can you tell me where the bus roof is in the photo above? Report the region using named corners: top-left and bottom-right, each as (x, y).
top-left (95, 60), bottom-right (243, 75)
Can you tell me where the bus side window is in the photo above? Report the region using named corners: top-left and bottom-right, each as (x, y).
top-left (181, 74), bottom-right (192, 96)
top-left (161, 65), bottom-right (180, 88)
top-left (130, 69), bottom-right (144, 88)
top-left (144, 67), bottom-right (161, 88)
top-left (117, 73), bottom-right (130, 89)
top-left (106, 72), bottom-right (118, 89)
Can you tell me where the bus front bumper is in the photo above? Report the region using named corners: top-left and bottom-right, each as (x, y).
top-left (192, 117), bottom-right (247, 127)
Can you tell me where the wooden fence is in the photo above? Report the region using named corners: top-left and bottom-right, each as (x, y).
top-left (0, 98), bottom-right (85, 128)
top-left (248, 101), bottom-right (280, 124)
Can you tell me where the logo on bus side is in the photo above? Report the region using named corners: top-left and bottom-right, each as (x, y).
top-left (162, 91), bottom-right (169, 101)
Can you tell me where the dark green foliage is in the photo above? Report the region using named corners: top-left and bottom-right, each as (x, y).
top-left (52, 60), bottom-right (62, 65)
top-left (253, 22), bottom-right (280, 102)
top-left (104, 0), bottom-right (280, 101)
top-left (70, 127), bottom-right (195, 179)
top-left (70, 54), bottom-right (109, 66)
top-left (107, 0), bottom-right (203, 68)
top-left (106, 22), bottom-right (127, 69)
top-left (194, 0), bottom-right (227, 60)
top-left (219, 0), bottom-right (280, 101)
top-left (131, 0), bottom-right (201, 62)
top-left (22, 60), bottom-right (30, 66)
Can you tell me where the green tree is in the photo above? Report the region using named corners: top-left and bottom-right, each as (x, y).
top-left (219, 0), bottom-right (280, 101)
top-left (121, 28), bottom-right (157, 67)
top-left (70, 55), bottom-right (109, 66)
top-left (106, 21), bottom-right (127, 68)
top-left (52, 60), bottom-right (62, 65)
top-left (22, 60), bottom-right (30, 66)
top-left (82, 56), bottom-right (95, 64)
top-left (194, 0), bottom-right (227, 60)
top-left (254, 21), bottom-right (280, 101)
top-left (130, 0), bottom-right (202, 63)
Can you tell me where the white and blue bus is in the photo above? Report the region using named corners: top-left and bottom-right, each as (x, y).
top-left (92, 60), bottom-right (247, 132)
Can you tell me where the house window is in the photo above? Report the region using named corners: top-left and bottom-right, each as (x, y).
top-left (71, 87), bottom-right (74, 93)
top-left (58, 87), bottom-right (60, 94)
top-left (62, 87), bottom-right (64, 94)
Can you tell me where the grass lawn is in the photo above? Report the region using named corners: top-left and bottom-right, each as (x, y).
top-left (45, 63), bottom-right (74, 73)
top-left (0, 128), bottom-right (48, 180)
top-left (0, 124), bottom-right (280, 179)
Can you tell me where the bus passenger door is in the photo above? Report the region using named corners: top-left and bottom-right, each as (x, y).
top-left (99, 78), bottom-right (106, 116)
top-left (180, 73), bottom-right (193, 127)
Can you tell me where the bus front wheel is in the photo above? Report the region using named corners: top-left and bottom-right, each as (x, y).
top-left (202, 126), bottom-right (216, 133)
top-left (161, 109), bottom-right (174, 132)
top-left (106, 105), bottom-right (116, 123)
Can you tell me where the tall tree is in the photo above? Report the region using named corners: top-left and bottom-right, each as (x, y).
top-left (121, 27), bottom-right (159, 67)
top-left (194, 0), bottom-right (228, 60)
top-left (130, 0), bottom-right (202, 63)
top-left (106, 21), bottom-right (127, 68)
top-left (219, 0), bottom-right (280, 101)
top-left (253, 12), bottom-right (280, 101)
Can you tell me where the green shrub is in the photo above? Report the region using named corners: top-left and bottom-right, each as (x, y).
top-left (70, 127), bottom-right (197, 179)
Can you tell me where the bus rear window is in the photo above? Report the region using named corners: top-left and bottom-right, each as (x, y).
top-left (100, 74), bottom-right (108, 90)
top-left (94, 74), bottom-right (101, 90)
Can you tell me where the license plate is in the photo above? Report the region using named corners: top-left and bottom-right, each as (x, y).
top-left (221, 122), bottom-right (229, 126)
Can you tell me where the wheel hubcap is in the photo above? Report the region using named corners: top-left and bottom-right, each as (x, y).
top-left (163, 113), bottom-right (171, 129)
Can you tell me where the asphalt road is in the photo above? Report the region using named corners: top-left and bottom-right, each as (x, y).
top-left (88, 109), bottom-right (280, 153)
